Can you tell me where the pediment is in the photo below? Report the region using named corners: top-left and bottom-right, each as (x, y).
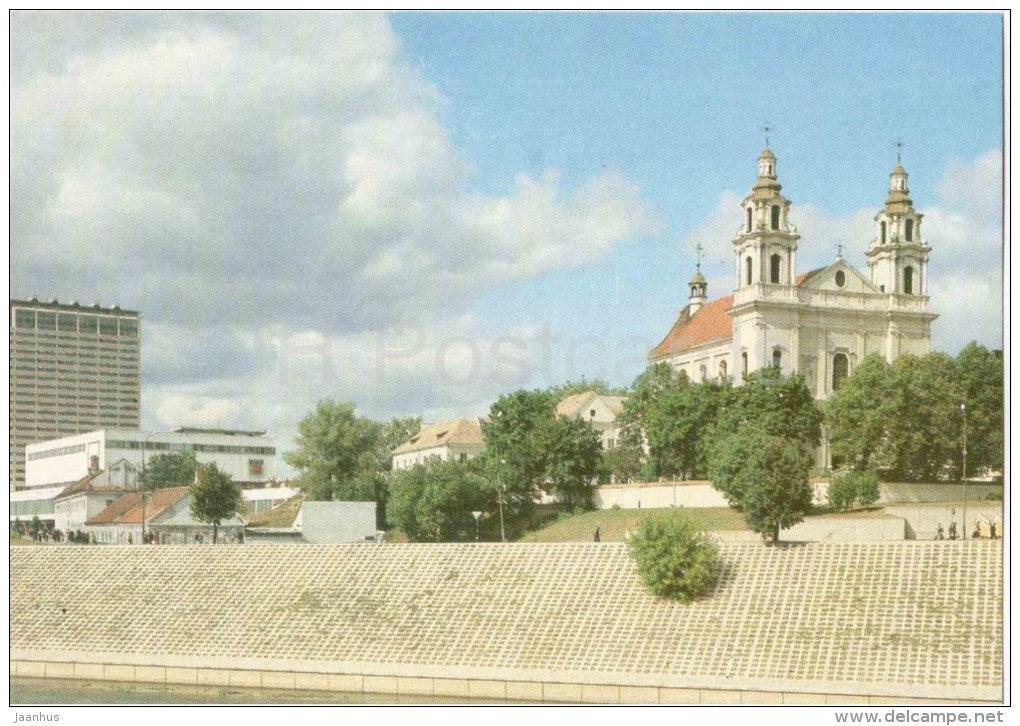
top-left (798, 259), bottom-right (881, 294)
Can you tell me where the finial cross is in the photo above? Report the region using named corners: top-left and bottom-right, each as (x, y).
top-left (837, 242), bottom-right (843, 258)
top-left (895, 138), bottom-right (904, 164)
top-left (694, 241), bottom-right (703, 270)
top-left (763, 121), bottom-right (772, 147)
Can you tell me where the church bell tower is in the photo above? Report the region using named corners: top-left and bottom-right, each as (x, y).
top-left (732, 145), bottom-right (800, 290)
top-left (867, 150), bottom-right (930, 296)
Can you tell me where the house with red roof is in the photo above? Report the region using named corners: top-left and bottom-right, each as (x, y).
top-left (650, 147), bottom-right (937, 465)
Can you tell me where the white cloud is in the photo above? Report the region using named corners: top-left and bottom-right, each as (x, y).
top-left (11, 12), bottom-right (657, 335)
top-left (680, 150), bottom-right (1002, 354)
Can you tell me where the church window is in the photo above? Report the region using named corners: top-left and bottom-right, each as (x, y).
top-left (904, 266), bottom-right (914, 294)
top-left (880, 221), bottom-right (887, 244)
top-left (772, 349), bottom-right (782, 370)
top-left (741, 352), bottom-right (748, 379)
top-left (746, 207), bottom-right (752, 232)
top-left (719, 360), bottom-right (728, 380)
top-left (905, 219), bottom-right (914, 242)
top-left (771, 205), bottom-right (780, 230)
top-left (745, 256), bottom-right (753, 285)
top-left (832, 353), bottom-right (849, 391)
top-left (835, 270), bottom-right (846, 288)
top-left (770, 254), bottom-right (781, 283)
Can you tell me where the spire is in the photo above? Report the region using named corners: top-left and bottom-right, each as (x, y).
top-left (688, 242), bottom-right (707, 314)
top-left (884, 139), bottom-right (913, 212)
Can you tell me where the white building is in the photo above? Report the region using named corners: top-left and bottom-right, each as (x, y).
top-left (24, 427), bottom-right (276, 490)
top-left (390, 418), bottom-right (486, 471)
top-left (52, 465), bottom-right (134, 533)
top-left (245, 494), bottom-right (378, 543)
top-left (84, 486), bottom-right (246, 544)
top-left (649, 147), bottom-right (937, 464)
top-left (555, 391), bottom-right (628, 449)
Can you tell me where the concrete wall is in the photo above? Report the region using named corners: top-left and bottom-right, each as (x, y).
top-left (597, 480), bottom-right (1002, 510)
top-left (299, 501), bottom-right (377, 543)
top-left (10, 542), bottom-right (1002, 704)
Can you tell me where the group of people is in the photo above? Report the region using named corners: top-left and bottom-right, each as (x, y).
top-left (16, 526), bottom-right (96, 544)
top-left (934, 521), bottom-right (997, 540)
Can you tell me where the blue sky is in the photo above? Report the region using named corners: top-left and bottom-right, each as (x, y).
top-left (10, 11), bottom-right (1003, 450)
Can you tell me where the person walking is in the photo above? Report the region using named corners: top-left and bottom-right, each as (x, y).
top-left (593, 527), bottom-right (601, 543)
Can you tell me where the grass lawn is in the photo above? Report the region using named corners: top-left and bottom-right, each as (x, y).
top-left (518, 506), bottom-right (748, 542)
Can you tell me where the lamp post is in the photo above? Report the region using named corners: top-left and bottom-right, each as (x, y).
top-left (497, 458), bottom-right (507, 543)
top-left (471, 511), bottom-right (482, 542)
top-left (139, 430), bottom-right (168, 544)
top-left (961, 403), bottom-right (968, 540)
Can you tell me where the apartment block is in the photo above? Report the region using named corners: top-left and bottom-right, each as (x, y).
top-left (10, 298), bottom-right (141, 490)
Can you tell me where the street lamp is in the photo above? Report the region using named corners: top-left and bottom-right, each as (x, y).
top-left (961, 403), bottom-right (968, 540)
top-left (471, 511), bottom-right (482, 542)
top-left (497, 458), bottom-right (507, 543)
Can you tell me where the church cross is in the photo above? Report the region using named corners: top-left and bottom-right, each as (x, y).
top-left (895, 138), bottom-right (904, 163)
top-left (837, 242), bottom-right (843, 258)
top-left (694, 242), bottom-right (703, 270)
top-left (762, 122), bottom-right (772, 147)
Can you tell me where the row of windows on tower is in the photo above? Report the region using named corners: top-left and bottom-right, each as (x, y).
top-left (743, 254), bottom-right (917, 294)
top-left (746, 206), bottom-right (783, 233)
top-left (880, 219), bottom-right (915, 244)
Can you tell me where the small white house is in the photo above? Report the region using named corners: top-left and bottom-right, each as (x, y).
top-left (556, 391), bottom-right (628, 450)
top-left (390, 418), bottom-right (486, 470)
top-left (245, 494), bottom-right (377, 543)
top-left (52, 463), bottom-right (134, 533)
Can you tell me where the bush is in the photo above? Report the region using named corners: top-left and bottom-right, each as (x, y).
top-left (628, 515), bottom-right (722, 603)
top-left (985, 490), bottom-right (1003, 501)
top-left (828, 470), bottom-right (881, 512)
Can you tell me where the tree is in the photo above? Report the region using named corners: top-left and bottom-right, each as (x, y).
top-left (737, 432), bottom-right (815, 543)
top-left (480, 389), bottom-right (559, 530)
top-left (387, 459), bottom-right (493, 542)
top-left (710, 369), bottom-right (822, 449)
top-left (376, 416), bottom-right (423, 472)
top-left (536, 415), bottom-right (604, 509)
top-left (602, 443), bottom-right (643, 484)
top-left (190, 462), bottom-right (241, 544)
top-left (828, 470), bottom-right (880, 512)
top-left (617, 363), bottom-right (678, 478)
top-left (826, 354), bottom-right (892, 471)
top-left (643, 377), bottom-right (726, 479)
top-left (548, 379), bottom-right (628, 400)
top-left (285, 400), bottom-right (383, 500)
top-left (953, 343), bottom-right (1004, 478)
top-left (139, 451), bottom-right (198, 491)
top-left (629, 515), bottom-right (722, 602)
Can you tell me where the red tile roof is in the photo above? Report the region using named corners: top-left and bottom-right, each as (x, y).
top-left (86, 486), bottom-right (190, 526)
top-left (649, 295), bottom-right (734, 361)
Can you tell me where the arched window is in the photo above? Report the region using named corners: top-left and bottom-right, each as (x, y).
top-left (699, 365), bottom-right (707, 382)
top-left (745, 256), bottom-right (753, 285)
top-left (904, 265), bottom-right (914, 295)
top-left (905, 219), bottom-right (914, 242)
top-left (746, 207), bottom-right (752, 232)
top-left (832, 353), bottom-right (849, 391)
top-left (741, 352), bottom-right (748, 379)
top-left (772, 349), bottom-right (782, 370)
top-left (771, 205), bottom-right (780, 230)
top-left (719, 360), bottom-right (728, 380)
top-left (770, 254), bottom-right (781, 283)
top-left (880, 221), bottom-right (887, 244)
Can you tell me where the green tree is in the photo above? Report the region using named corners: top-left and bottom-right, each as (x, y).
top-left (629, 515), bottom-right (722, 602)
top-left (828, 470), bottom-right (880, 512)
top-left (536, 415), bottom-right (604, 509)
top-left (602, 443), bottom-right (643, 484)
top-left (387, 459), bottom-right (493, 542)
top-left (377, 416), bottom-right (423, 472)
top-left (737, 432), bottom-right (815, 543)
top-left (285, 400), bottom-right (383, 500)
top-left (190, 462), bottom-right (241, 544)
top-left (548, 379), bottom-right (629, 400)
top-left (883, 353), bottom-right (961, 482)
top-left (480, 389), bottom-right (559, 529)
top-left (643, 377), bottom-right (726, 479)
top-left (711, 369), bottom-right (822, 449)
top-left (139, 451), bottom-right (198, 491)
top-left (826, 354), bottom-right (892, 471)
top-left (617, 363), bottom-right (678, 477)
top-left (954, 343), bottom-right (1004, 478)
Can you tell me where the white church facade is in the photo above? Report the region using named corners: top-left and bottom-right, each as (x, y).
top-left (649, 146), bottom-right (938, 464)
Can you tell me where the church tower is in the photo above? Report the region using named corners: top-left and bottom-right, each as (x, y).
top-left (732, 147), bottom-right (800, 290)
top-left (688, 243), bottom-right (708, 314)
top-left (866, 156), bottom-right (930, 295)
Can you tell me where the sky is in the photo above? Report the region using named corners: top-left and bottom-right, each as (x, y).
top-left (9, 11), bottom-right (1004, 469)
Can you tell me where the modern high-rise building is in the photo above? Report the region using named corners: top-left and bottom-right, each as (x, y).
top-left (9, 298), bottom-right (141, 490)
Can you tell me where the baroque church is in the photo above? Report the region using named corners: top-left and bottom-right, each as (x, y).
top-left (649, 146), bottom-right (938, 463)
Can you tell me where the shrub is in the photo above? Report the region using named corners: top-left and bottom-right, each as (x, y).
top-left (628, 515), bottom-right (722, 602)
top-left (828, 470), bottom-right (881, 512)
top-left (985, 490), bottom-right (1003, 501)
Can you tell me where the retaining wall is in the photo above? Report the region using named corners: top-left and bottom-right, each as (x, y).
top-left (10, 542), bottom-right (1003, 704)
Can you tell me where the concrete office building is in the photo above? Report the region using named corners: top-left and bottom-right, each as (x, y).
top-left (10, 298), bottom-right (141, 490)
top-left (24, 428), bottom-right (277, 490)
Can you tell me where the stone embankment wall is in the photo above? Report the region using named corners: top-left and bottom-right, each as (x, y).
top-left (597, 481), bottom-right (1002, 514)
top-left (10, 542), bottom-right (1002, 704)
